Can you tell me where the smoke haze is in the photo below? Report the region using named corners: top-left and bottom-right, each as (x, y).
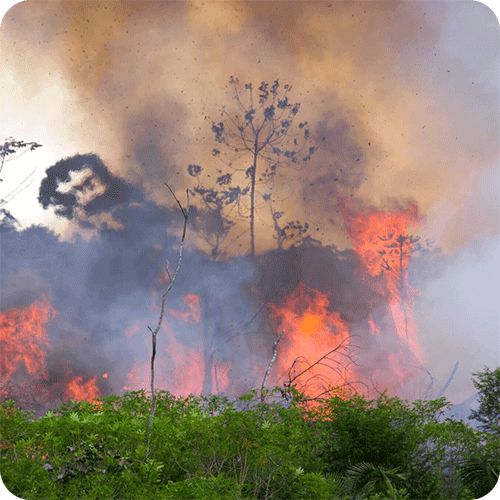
top-left (1, 1), bottom-right (498, 407)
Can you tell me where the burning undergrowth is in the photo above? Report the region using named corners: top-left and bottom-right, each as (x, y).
top-left (1, 152), bottom-right (444, 415)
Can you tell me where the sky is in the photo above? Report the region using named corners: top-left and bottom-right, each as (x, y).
top-left (0, 1), bottom-right (499, 406)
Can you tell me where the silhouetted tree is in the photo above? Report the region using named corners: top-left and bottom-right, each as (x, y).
top-left (188, 76), bottom-right (315, 258)
top-left (0, 137), bottom-right (42, 224)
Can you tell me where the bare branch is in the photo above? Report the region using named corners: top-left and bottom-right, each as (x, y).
top-left (281, 336), bottom-right (362, 402)
top-left (148, 186), bottom-right (189, 434)
top-left (261, 329), bottom-right (284, 402)
top-left (0, 138), bottom-right (42, 208)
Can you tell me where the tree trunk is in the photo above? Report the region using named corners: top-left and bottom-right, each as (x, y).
top-left (250, 145), bottom-right (258, 258)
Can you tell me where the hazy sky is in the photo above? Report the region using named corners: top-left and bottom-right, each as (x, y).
top-left (1, 1), bottom-right (499, 402)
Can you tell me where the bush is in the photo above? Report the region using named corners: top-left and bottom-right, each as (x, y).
top-left (1, 386), bottom-right (495, 500)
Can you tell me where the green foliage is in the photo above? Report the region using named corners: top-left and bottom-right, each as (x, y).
top-left (292, 471), bottom-right (350, 500)
top-left (346, 461), bottom-right (409, 498)
top-left (457, 431), bottom-right (500, 498)
top-left (161, 475), bottom-right (243, 499)
top-left (1, 386), bottom-right (497, 500)
top-left (469, 366), bottom-right (500, 434)
top-left (311, 390), bottom-right (440, 473)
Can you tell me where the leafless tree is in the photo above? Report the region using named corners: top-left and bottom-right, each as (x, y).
top-left (147, 184), bottom-right (189, 433)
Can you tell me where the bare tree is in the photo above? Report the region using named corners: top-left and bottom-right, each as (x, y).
top-left (148, 184), bottom-right (189, 432)
top-left (188, 76), bottom-right (315, 258)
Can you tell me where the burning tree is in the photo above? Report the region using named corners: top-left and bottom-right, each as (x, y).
top-left (188, 76), bottom-right (315, 259)
top-left (377, 233), bottom-right (422, 350)
top-left (339, 201), bottom-right (434, 397)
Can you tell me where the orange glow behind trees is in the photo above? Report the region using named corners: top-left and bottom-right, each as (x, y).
top-left (124, 293), bottom-right (221, 396)
top-left (264, 202), bottom-right (428, 399)
top-left (65, 375), bottom-right (100, 401)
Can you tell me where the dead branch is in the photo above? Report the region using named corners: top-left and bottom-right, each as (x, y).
top-left (282, 336), bottom-right (362, 401)
top-left (148, 186), bottom-right (189, 432)
top-left (261, 329), bottom-right (284, 402)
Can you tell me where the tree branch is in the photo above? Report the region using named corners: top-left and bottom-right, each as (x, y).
top-left (148, 186), bottom-right (189, 435)
top-left (261, 329), bottom-right (284, 402)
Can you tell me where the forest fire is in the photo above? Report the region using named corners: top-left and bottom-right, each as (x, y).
top-left (1, 204), bottom-right (430, 411)
top-left (341, 201), bottom-right (427, 393)
top-left (0, 297), bottom-right (103, 412)
top-left (64, 375), bottom-right (100, 402)
top-left (167, 293), bottom-right (201, 324)
top-left (124, 293), bottom-right (222, 396)
top-left (261, 201), bottom-right (429, 400)
top-left (0, 296), bottom-right (55, 386)
top-left (268, 283), bottom-right (353, 399)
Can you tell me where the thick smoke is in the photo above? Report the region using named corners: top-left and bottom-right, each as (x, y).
top-left (2, 154), bottom-right (262, 405)
top-left (38, 153), bottom-right (142, 221)
top-left (1, 1), bottom-right (498, 408)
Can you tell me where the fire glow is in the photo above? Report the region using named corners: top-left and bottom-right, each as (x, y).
top-left (0, 296), bottom-right (55, 386)
top-left (263, 201), bottom-right (428, 399)
top-left (268, 283), bottom-right (352, 398)
top-left (124, 293), bottom-right (229, 397)
top-left (0, 297), bottom-right (103, 409)
top-left (344, 202), bottom-right (426, 362)
top-left (0, 198), bottom-right (431, 410)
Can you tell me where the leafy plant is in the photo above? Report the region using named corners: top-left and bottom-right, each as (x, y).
top-left (457, 432), bottom-right (500, 498)
top-left (468, 366), bottom-right (500, 434)
top-left (346, 461), bottom-right (409, 498)
top-left (1, 381), bottom-right (496, 500)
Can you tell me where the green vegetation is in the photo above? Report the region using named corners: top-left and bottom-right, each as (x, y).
top-left (468, 366), bottom-right (500, 435)
top-left (1, 373), bottom-right (499, 500)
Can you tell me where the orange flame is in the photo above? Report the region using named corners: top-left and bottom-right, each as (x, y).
top-left (0, 297), bottom-right (55, 383)
top-left (65, 375), bottom-right (100, 402)
top-left (343, 202), bottom-right (423, 286)
top-left (0, 297), bottom-right (103, 407)
top-left (268, 283), bottom-right (351, 398)
top-left (123, 361), bottom-right (149, 392)
top-left (168, 294), bottom-right (201, 324)
top-left (368, 315), bottom-right (381, 336)
top-left (343, 201), bottom-right (426, 377)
